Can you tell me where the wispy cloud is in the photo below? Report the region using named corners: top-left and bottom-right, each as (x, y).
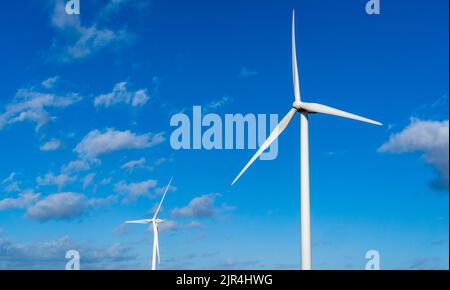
top-left (49, 0), bottom-right (134, 62)
top-left (239, 67), bottom-right (258, 79)
top-left (40, 138), bottom-right (62, 151)
top-left (2, 172), bottom-right (16, 184)
top-left (121, 158), bottom-right (148, 171)
top-left (0, 85), bottom-right (81, 131)
top-left (74, 128), bottom-right (164, 159)
top-left (408, 257), bottom-right (444, 270)
top-left (41, 76), bottom-right (60, 89)
top-left (82, 173), bottom-right (96, 189)
top-left (203, 96), bottom-right (232, 113)
top-left (1, 172), bottom-right (21, 193)
top-left (379, 118), bottom-right (449, 191)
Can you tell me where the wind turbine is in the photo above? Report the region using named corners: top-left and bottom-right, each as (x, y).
top-left (126, 177), bottom-right (173, 270)
top-left (231, 11), bottom-right (382, 270)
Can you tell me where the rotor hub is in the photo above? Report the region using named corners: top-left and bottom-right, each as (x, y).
top-left (292, 100), bottom-right (302, 111)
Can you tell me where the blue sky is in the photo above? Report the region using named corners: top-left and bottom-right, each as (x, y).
top-left (0, 0), bottom-right (448, 269)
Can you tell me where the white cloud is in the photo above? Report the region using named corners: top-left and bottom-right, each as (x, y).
top-left (114, 179), bottom-right (157, 203)
top-left (100, 178), bottom-right (112, 185)
top-left (75, 128), bottom-right (164, 158)
top-left (2, 172), bottom-right (16, 184)
top-left (0, 88), bottom-right (81, 131)
top-left (239, 67), bottom-right (258, 78)
top-left (94, 82), bottom-right (149, 108)
top-left (0, 234), bottom-right (138, 269)
top-left (153, 157), bottom-right (171, 166)
top-left (26, 192), bottom-right (114, 221)
top-left (0, 191), bottom-right (40, 211)
top-left (154, 183), bottom-right (177, 196)
top-left (36, 172), bottom-right (77, 189)
top-left (50, 0), bottom-right (133, 62)
top-left (4, 182), bottom-right (21, 193)
top-left (156, 220), bottom-right (178, 232)
top-left (121, 158), bottom-right (148, 171)
top-left (379, 118), bottom-right (449, 191)
top-left (61, 158), bottom-right (100, 174)
top-left (171, 193), bottom-right (223, 218)
top-left (40, 138), bottom-right (62, 151)
top-left (41, 76), bottom-right (59, 89)
top-left (203, 96), bottom-right (232, 113)
top-left (1, 172), bottom-right (21, 193)
top-left (186, 221), bottom-right (203, 229)
top-left (82, 173), bottom-right (96, 189)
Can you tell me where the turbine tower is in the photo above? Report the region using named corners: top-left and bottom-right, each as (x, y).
top-left (126, 177), bottom-right (173, 270)
top-left (231, 11), bottom-right (382, 270)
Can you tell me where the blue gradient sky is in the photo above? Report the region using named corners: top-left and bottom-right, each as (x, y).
top-left (0, 0), bottom-right (448, 269)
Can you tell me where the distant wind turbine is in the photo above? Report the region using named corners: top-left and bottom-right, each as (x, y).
top-left (126, 177), bottom-right (173, 270)
top-left (231, 11), bottom-right (382, 270)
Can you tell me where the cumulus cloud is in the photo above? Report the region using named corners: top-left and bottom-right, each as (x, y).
top-left (379, 119), bottom-right (449, 191)
top-left (40, 138), bottom-right (62, 151)
top-left (171, 193), bottom-right (233, 218)
top-left (26, 192), bottom-right (115, 221)
top-left (94, 82), bottom-right (149, 108)
top-left (36, 172), bottom-right (77, 189)
top-left (74, 128), bottom-right (164, 158)
top-left (156, 220), bottom-right (178, 232)
top-left (114, 179), bottom-right (157, 203)
top-left (61, 158), bottom-right (100, 174)
top-left (49, 0), bottom-right (133, 62)
top-left (26, 192), bottom-right (87, 221)
top-left (0, 88), bottom-right (81, 131)
top-left (0, 234), bottom-right (138, 269)
top-left (0, 191), bottom-right (40, 211)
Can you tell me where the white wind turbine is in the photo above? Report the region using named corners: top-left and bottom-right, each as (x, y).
top-left (126, 177), bottom-right (173, 270)
top-left (231, 11), bottom-right (382, 270)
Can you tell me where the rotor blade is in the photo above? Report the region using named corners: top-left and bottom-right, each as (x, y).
top-left (232, 108), bottom-right (297, 185)
top-left (153, 177), bottom-right (173, 219)
top-left (292, 10), bottom-right (301, 102)
top-left (301, 102), bottom-right (382, 126)
top-left (125, 219), bottom-right (153, 224)
top-left (154, 225), bottom-right (160, 264)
